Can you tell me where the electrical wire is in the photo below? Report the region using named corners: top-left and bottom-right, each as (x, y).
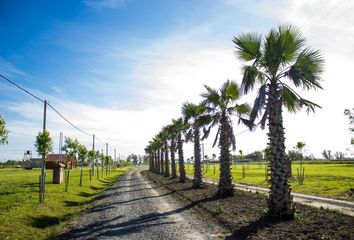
top-left (0, 74), bottom-right (110, 149)
top-left (47, 103), bottom-right (93, 137)
top-left (0, 74), bottom-right (44, 102)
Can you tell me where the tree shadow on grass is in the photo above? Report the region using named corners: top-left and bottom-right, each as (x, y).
top-left (78, 192), bottom-right (98, 198)
top-left (64, 199), bottom-right (95, 207)
top-left (29, 213), bottom-right (73, 229)
top-left (90, 186), bottom-right (104, 191)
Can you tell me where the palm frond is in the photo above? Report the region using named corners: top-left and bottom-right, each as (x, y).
top-left (233, 32), bottom-right (261, 61)
top-left (249, 84), bottom-right (267, 125)
top-left (241, 65), bottom-right (263, 94)
top-left (235, 103), bottom-right (251, 115)
top-left (225, 80), bottom-right (240, 100)
top-left (278, 24), bottom-right (305, 65)
top-left (283, 85), bottom-right (321, 113)
top-left (285, 48), bottom-right (324, 90)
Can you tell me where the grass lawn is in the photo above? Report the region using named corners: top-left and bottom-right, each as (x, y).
top-left (185, 162), bottom-right (354, 200)
top-left (0, 166), bottom-right (133, 240)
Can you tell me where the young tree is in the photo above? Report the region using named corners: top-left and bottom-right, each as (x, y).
top-left (201, 80), bottom-right (250, 196)
top-left (0, 115), bottom-right (9, 145)
top-left (88, 150), bottom-right (96, 178)
top-left (233, 25), bottom-right (324, 218)
top-left (77, 144), bottom-right (88, 186)
top-left (62, 137), bottom-right (79, 191)
top-left (35, 130), bottom-right (53, 202)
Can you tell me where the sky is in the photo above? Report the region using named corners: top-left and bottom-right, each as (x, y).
top-left (0, 0), bottom-right (353, 161)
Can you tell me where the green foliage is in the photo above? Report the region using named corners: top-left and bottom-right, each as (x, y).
top-left (0, 114), bottom-right (9, 145)
top-left (127, 154), bottom-right (140, 165)
top-left (184, 162), bottom-right (354, 200)
top-left (322, 150), bottom-right (333, 160)
top-left (201, 80), bottom-right (250, 150)
top-left (62, 137), bottom-right (79, 158)
top-left (0, 167), bottom-right (133, 239)
top-left (34, 130), bottom-right (53, 157)
top-left (233, 24), bottom-right (324, 127)
top-left (77, 144), bottom-right (88, 163)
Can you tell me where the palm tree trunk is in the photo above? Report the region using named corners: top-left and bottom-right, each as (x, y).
top-left (164, 142), bottom-right (170, 177)
top-left (170, 138), bottom-right (177, 178)
top-left (178, 133), bottom-right (186, 182)
top-left (156, 150), bottom-right (160, 174)
top-left (218, 113), bottom-right (234, 196)
top-left (193, 126), bottom-right (203, 188)
top-left (267, 84), bottom-right (293, 218)
top-left (160, 147), bottom-right (165, 175)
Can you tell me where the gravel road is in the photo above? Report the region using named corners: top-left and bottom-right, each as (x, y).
top-left (59, 169), bottom-right (222, 240)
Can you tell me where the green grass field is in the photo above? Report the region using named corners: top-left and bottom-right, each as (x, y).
top-left (185, 162), bottom-right (354, 200)
top-left (0, 166), bottom-right (133, 240)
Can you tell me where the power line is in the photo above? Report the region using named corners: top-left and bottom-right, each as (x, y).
top-left (0, 74), bottom-right (44, 102)
top-left (0, 74), bottom-right (110, 146)
top-left (47, 103), bottom-right (93, 137)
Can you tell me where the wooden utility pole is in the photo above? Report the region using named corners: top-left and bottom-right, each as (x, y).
top-left (40, 100), bottom-right (47, 203)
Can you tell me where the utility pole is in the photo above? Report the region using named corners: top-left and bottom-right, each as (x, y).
top-left (40, 100), bottom-right (47, 203)
top-left (106, 143), bottom-right (108, 156)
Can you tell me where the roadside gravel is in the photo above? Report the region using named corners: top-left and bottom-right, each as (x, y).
top-left (57, 168), bottom-right (223, 240)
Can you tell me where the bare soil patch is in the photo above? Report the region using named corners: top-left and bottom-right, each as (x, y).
top-left (143, 171), bottom-right (354, 240)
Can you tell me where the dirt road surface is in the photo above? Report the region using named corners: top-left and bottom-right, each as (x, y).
top-left (59, 169), bottom-right (222, 240)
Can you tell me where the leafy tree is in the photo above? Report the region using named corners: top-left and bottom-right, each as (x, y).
top-left (61, 137), bottom-right (79, 191)
top-left (0, 115), bottom-right (9, 145)
top-left (77, 144), bottom-right (88, 186)
top-left (182, 102), bottom-right (208, 188)
top-left (334, 151), bottom-right (345, 160)
top-left (344, 108), bottom-right (354, 145)
top-left (35, 130), bottom-right (53, 203)
top-left (35, 130), bottom-right (53, 158)
top-left (62, 137), bottom-right (79, 167)
top-left (233, 25), bottom-right (324, 218)
top-left (322, 150), bottom-right (333, 160)
top-left (88, 150), bottom-right (96, 177)
top-left (201, 80), bottom-right (250, 196)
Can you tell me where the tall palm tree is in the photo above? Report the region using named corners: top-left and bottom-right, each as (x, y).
top-left (161, 126), bottom-right (170, 177)
top-left (201, 80), bottom-right (250, 196)
top-left (165, 122), bottom-right (178, 178)
top-left (233, 25), bottom-right (324, 218)
top-left (182, 102), bottom-right (207, 188)
top-left (153, 134), bottom-right (163, 175)
top-left (172, 117), bottom-right (189, 182)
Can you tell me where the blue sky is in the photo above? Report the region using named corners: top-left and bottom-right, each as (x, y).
top-left (0, 0), bottom-right (353, 160)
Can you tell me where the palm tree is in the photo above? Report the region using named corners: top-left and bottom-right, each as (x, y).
top-left (157, 133), bottom-right (165, 176)
top-left (182, 102), bottom-right (207, 188)
top-left (172, 117), bottom-right (189, 181)
top-left (233, 25), bottom-right (324, 218)
top-left (161, 126), bottom-right (170, 177)
top-left (201, 80), bottom-right (250, 196)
